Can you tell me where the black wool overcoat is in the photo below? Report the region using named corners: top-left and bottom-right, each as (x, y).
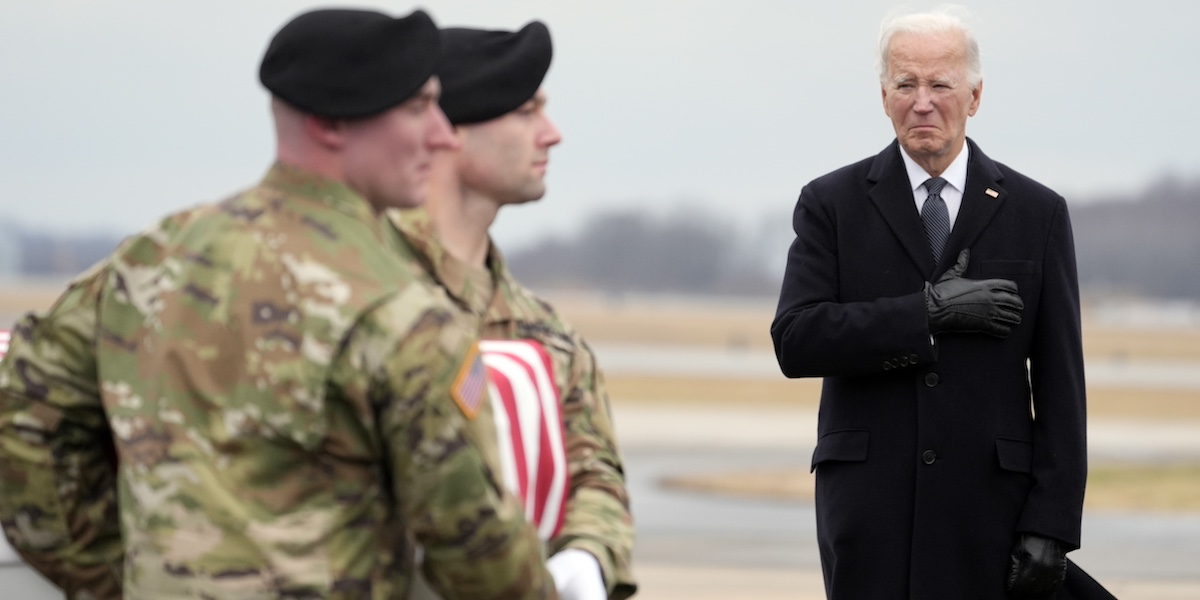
top-left (771, 139), bottom-right (1088, 599)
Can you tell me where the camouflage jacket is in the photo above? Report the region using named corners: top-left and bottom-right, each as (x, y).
top-left (386, 209), bottom-right (636, 600)
top-left (0, 164), bottom-right (556, 599)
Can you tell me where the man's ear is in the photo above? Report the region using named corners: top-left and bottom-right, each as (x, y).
top-left (968, 79), bottom-right (983, 117)
top-left (304, 115), bottom-right (346, 150)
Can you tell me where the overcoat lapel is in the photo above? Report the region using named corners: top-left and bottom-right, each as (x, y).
top-left (940, 138), bottom-right (1007, 272)
top-left (867, 141), bottom-right (938, 278)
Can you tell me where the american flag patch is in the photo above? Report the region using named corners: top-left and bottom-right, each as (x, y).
top-left (0, 329), bottom-right (10, 360)
top-left (451, 343), bottom-right (487, 420)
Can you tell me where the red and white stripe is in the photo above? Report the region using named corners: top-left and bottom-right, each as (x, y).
top-left (0, 329), bottom-right (10, 360)
top-left (479, 340), bottom-right (569, 542)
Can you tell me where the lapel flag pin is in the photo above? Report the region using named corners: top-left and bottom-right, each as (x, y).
top-left (985, 188), bottom-right (999, 198)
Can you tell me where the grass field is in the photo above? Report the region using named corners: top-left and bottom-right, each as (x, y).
top-left (543, 293), bottom-right (1200, 513)
top-left (544, 293), bottom-right (1200, 415)
top-left (661, 462), bottom-right (1200, 513)
top-left (548, 292), bottom-right (1200, 362)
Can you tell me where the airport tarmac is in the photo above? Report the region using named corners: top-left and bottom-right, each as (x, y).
top-left (588, 330), bottom-right (1200, 598)
top-left (613, 401), bottom-right (1200, 599)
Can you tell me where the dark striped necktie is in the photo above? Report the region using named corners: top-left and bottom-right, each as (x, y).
top-left (921, 177), bottom-right (950, 260)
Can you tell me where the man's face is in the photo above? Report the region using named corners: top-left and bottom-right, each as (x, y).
top-left (455, 89), bottom-right (563, 205)
top-left (341, 78), bottom-right (457, 210)
top-left (882, 31), bottom-right (981, 166)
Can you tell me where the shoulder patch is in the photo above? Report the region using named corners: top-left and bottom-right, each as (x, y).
top-left (451, 342), bottom-right (488, 420)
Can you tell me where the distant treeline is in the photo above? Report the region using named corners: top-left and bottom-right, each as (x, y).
top-left (0, 225), bottom-right (119, 278)
top-left (3, 175), bottom-right (1199, 300)
top-left (1070, 177), bottom-right (1200, 300)
top-left (508, 210), bottom-right (781, 297)
top-left (508, 175), bottom-right (1200, 301)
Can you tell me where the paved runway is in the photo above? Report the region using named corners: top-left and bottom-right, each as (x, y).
top-left (615, 403), bottom-right (1200, 599)
top-left (593, 338), bottom-right (1200, 596)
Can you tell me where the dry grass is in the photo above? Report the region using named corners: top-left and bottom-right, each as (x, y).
top-left (606, 376), bottom-right (822, 406)
top-left (1085, 463), bottom-right (1200, 512)
top-left (1085, 387), bottom-right (1200, 421)
top-left (662, 469), bottom-right (815, 503)
top-left (1083, 327), bottom-right (1200, 362)
top-left (558, 294), bottom-right (1200, 514)
top-left (607, 376), bottom-right (1200, 421)
top-left (0, 282), bottom-right (68, 317)
top-left (555, 293), bottom-right (1200, 420)
top-left (663, 463), bottom-right (1200, 513)
top-left (554, 294), bottom-right (778, 350)
top-left (547, 293), bottom-right (1200, 362)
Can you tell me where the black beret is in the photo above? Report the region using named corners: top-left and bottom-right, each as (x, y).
top-left (437, 21), bottom-right (552, 125)
top-left (259, 8), bottom-right (440, 119)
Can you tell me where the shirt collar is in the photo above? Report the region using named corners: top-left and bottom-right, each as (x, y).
top-left (898, 141), bottom-right (970, 194)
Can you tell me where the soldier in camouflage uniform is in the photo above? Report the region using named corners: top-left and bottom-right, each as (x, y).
top-left (385, 22), bottom-right (636, 600)
top-left (0, 8), bottom-right (558, 599)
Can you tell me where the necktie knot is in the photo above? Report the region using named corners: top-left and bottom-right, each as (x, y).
top-left (924, 177), bottom-right (948, 197)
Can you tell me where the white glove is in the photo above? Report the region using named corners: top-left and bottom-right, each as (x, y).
top-left (546, 548), bottom-right (606, 600)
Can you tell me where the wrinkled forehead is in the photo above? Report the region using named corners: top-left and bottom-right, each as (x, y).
top-left (887, 36), bottom-right (969, 83)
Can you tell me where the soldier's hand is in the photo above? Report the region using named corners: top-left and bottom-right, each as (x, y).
top-left (1007, 533), bottom-right (1068, 598)
top-left (546, 548), bottom-right (606, 600)
top-left (924, 249), bottom-right (1024, 338)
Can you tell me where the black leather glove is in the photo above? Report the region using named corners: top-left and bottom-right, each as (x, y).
top-left (1007, 533), bottom-right (1068, 598)
top-left (924, 249), bottom-right (1024, 338)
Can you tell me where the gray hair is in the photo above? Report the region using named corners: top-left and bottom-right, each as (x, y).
top-left (877, 6), bottom-right (982, 90)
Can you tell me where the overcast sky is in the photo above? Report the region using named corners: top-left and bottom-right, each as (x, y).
top-left (2, 1), bottom-right (1199, 253)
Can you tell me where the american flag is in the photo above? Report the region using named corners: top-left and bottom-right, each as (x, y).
top-left (480, 339), bottom-right (569, 542)
top-left (451, 343), bottom-right (488, 419)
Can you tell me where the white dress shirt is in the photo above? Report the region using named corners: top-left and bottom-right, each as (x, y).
top-left (899, 143), bottom-right (970, 230)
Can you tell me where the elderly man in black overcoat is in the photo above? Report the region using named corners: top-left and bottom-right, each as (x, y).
top-left (771, 8), bottom-right (1090, 599)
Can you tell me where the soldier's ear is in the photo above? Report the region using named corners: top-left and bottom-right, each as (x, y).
top-left (305, 115), bottom-right (347, 150)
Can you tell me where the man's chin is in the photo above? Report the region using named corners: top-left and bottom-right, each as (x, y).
top-left (900, 138), bottom-right (949, 159)
top-left (502, 196), bottom-right (543, 208)
top-left (499, 184), bottom-right (548, 207)
top-left (391, 187), bottom-right (430, 210)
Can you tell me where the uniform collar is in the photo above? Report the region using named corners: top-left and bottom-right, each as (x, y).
top-left (387, 208), bottom-right (514, 319)
top-left (260, 162), bottom-right (378, 225)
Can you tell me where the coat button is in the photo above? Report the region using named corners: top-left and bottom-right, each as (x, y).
top-left (922, 450), bottom-right (937, 464)
top-left (909, 353), bottom-right (920, 363)
top-left (883, 362), bottom-right (893, 371)
top-left (899, 356), bottom-right (910, 366)
top-left (924, 373), bottom-right (939, 387)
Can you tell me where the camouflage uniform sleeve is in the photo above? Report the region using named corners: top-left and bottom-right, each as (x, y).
top-left (359, 298), bottom-right (557, 600)
top-left (551, 337), bottom-right (637, 600)
top-left (0, 266), bottom-right (123, 599)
